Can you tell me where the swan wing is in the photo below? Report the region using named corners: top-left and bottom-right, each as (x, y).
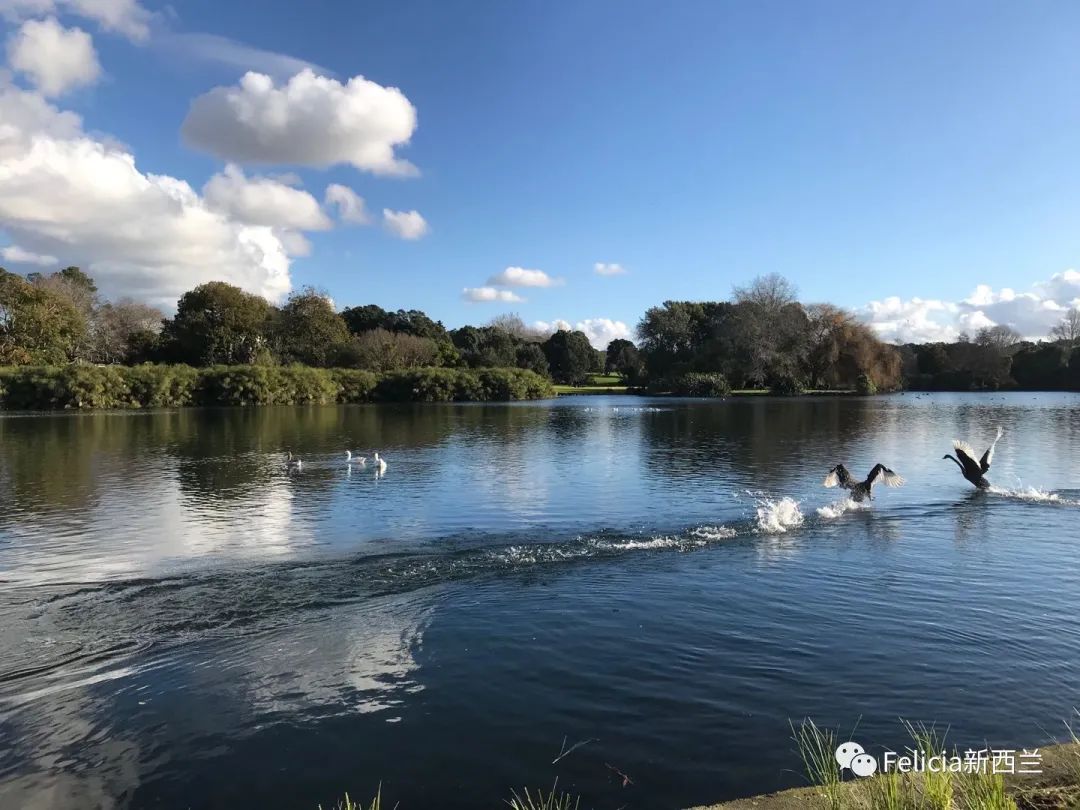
top-left (867, 463), bottom-right (905, 488)
top-left (881, 468), bottom-right (905, 487)
top-left (980, 426), bottom-right (1003, 473)
top-left (823, 470), bottom-right (840, 488)
top-left (952, 440), bottom-right (982, 477)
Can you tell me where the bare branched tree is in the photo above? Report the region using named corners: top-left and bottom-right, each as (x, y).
top-left (732, 273), bottom-right (798, 314)
top-left (1050, 308), bottom-right (1080, 345)
top-left (975, 324), bottom-right (1021, 352)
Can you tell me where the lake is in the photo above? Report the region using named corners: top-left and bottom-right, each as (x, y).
top-left (1, 393), bottom-right (1079, 810)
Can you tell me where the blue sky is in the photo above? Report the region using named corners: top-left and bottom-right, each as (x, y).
top-left (3, 0), bottom-right (1080, 345)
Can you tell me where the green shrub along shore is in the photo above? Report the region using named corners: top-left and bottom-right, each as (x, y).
top-left (0, 365), bottom-right (554, 409)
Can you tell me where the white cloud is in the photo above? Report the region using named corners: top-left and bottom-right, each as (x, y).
top-left (463, 287), bottom-right (525, 303)
top-left (0, 0), bottom-right (151, 41)
top-left (0, 81), bottom-right (292, 308)
top-left (382, 208), bottom-right (428, 240)
top-left (593, 262), bottom-right (626, 276)
top-left (487, 266), bottom-right (561, 288)
top-left (182, 69), bottom-right (418, 176)
top-left (861, 270), bottom-right (1080, 343)
top-left (156, 32), bottom-right (328, 79)
top-left (324, 183), bottom-right (369, 225)
top-left (532, 317), bottom-right (631, 349)
top-left (6, 17), bottom-right (101, 97)
top-left (203, 163), bottom-right (331, 231)
top-left (1, 244), bottom-right (57, 265)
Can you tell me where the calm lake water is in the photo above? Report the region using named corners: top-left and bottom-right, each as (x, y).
top-left (2, 393), bottom-right (1080, 809)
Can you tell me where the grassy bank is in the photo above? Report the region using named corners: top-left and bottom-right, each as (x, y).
top-left (690, 723), bottom-right (1080, 810)
top-left (319, 739), bottom-right (1080, 810)
top-left (552, 373), bottom-right (630, 395)
top-left (0, 365), bottom-right (554, 409)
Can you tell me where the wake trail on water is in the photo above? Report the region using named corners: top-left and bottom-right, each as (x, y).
top-left (988, 485), bottom-right (1080, 506)
top-left (0, 494), bottom-right (850, 692)
top-left (816, 497), bottom-right (871, 520)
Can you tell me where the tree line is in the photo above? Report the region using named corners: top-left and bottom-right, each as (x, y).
top-left (3, 265), bottom-right (1079, 393)
top-left (0, 267), bottom-right (602, 385)
top-left (897, 315), bottom-right (1080, 391)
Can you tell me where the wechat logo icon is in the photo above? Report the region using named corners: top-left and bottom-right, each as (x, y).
top-left (836, 742), bottom-right (878, 777)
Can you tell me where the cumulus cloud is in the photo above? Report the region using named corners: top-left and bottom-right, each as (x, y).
top-left (487, 266), bottom-right (561, 288)
top-left (531, 317), bottom-right (632, 349)
top-left (382, 208), bottom-right (428, 240)
top-left (0, 0), bottom-right (152, 41)
top-left (6, 17), bottom-right (101, 97)
top-left (861, 270), bottom-right (1080, 343)
top-left (203, 164), bottom-right (331, 234)
top-left (593, 262), bottom-right (626, 276)
top-left (181, 69), bottom-right (418, 176)
top-left (462, 287), bottom-right (525, 303)
top-left (0, 81), bottom-right (292, 307)
top-left (1, 244), bottom-right (57, 265)
top-left (324, 184), bottom-right (369, 225)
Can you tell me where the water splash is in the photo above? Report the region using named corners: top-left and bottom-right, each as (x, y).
top-left (988, 486), bottom-right (1075, 505)
top-left (689, 525), bottom-right (738, 541)
top-left (817, 498), bottom-right (871, 519)
top-left (754, 497), bottom-right (804, 533)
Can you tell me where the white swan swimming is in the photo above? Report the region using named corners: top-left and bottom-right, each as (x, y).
top-left (373, 452), bottom-right (388, 473)
top-left (286, 451), bottom-right (302, 471)
top-left (345, 450), bottom-right (367, 465)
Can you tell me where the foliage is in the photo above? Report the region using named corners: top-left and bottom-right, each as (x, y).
top-left (515, 342), bottom-right (550, 377)
top-left (329, 369), bottom-right (379, 403)
top-left (636, 288), bottom-right (902, 394)
top-left (1010, 343), bottom-right (1069, 389)
top-left (272, 288), bottom-right (350, 366)
top-left (856, 373), bottom-right (877, 395)
top-left (334, 328), bottom-right (441, 372)
top-left (0, 365), bottom-right (552, 409)
top-left (769, 374), bottom-right (805, 396)
top-left (372, 367), bottom-right (552, 402)
top-left (123, 364), bottom-right (201, 407)
top-left (90, 299), bottom-right (165, 364)
top-left (341, 304), bottom-right (449, 341)
top-left (451, 324), bottom-right (519, 368)
top-left (542, 329), bottom-right (595, 385)
top-left (0, 268), bottom-right (87, 364)
top-left (606, 339), bottom-right (644, 384)
top-left (160, 281), bottom-right (273, 366)
top-left (664, 371), bottom-right (731, 397)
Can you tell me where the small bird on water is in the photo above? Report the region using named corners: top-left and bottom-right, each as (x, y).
top-left (286, 451), bottom-right (302, 472)
top-left (943, 427), bottom-right (1003, 489)
top-left (823, 463), bottom-right (905, 502)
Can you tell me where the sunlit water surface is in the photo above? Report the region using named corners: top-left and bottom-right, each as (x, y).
top-left (1, 393), bottom-right (1079, 809)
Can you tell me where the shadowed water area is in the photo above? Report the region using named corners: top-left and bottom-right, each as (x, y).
top-left (1, 393), bottom-right (1079, 809)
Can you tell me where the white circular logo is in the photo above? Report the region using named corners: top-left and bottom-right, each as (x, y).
top-left (835, 742), bottom-right (865, 769)
top-left (851, 753), bottom-right (878, 777)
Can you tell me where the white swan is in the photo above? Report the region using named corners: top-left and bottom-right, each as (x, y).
top-left (373, 452), bottom-right (388, 473)
top-left (345, 450), bottom-right (367, 465)
top-left (286, 451), bottom-right (302, 471)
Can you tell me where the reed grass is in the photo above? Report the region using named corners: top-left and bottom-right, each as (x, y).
top-left (900, 721), bottom-right (953, 810)
top-left (790, 718), bottom-right (844, 810)
top-left (506, 783), bottom-right (581, 810)
top-left (319, 786), bottom-right (383, 810)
